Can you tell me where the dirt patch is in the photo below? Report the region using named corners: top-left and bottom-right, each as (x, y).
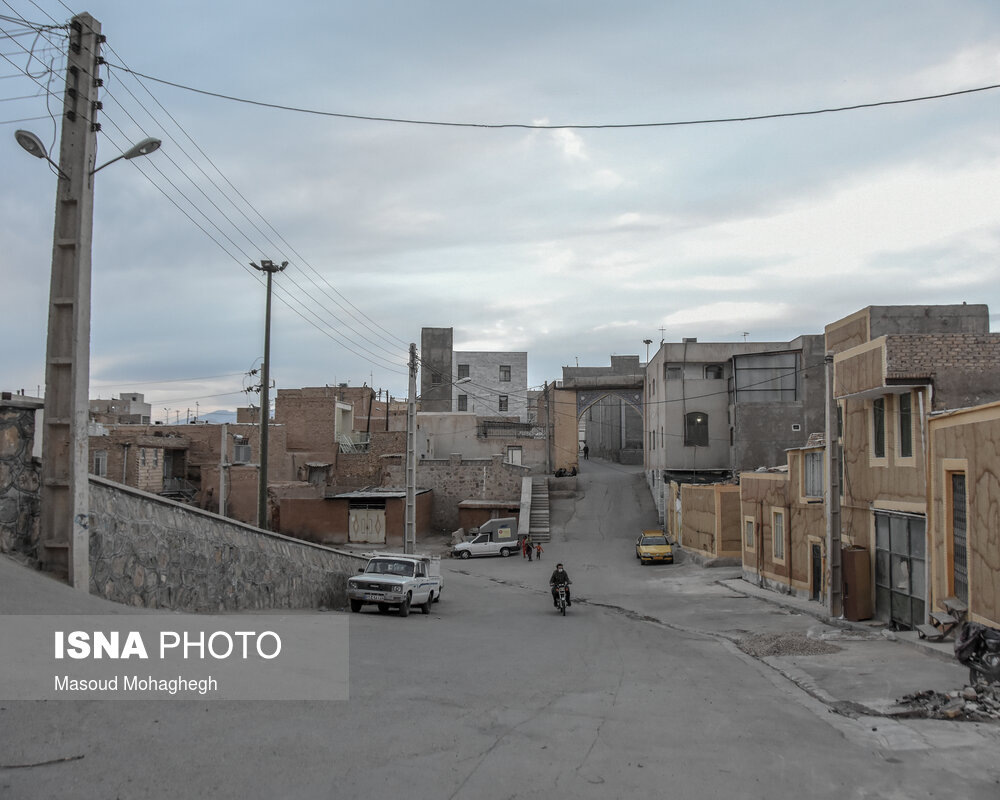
top-left (738, 632), bottom-right (843, 658)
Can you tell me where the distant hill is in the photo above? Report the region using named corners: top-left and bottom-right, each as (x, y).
top-left (193, 409), bottom-right (238, 424)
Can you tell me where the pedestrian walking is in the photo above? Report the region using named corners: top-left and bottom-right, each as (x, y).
top-left (535, 543), bottom-right (543, 560)
top-left (522, 537), bottom-right (529, 559)
top-left (527, 540), bottom-right (533, 561)
top-left (583, 444), bottom-right (589, 460)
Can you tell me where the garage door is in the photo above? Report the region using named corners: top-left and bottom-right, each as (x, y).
top-left (349, 504), bottom-right (386, 544)
top-left (874, 512), bottom-right (926, 630)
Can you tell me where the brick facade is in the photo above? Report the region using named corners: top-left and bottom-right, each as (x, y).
top-left (385, 453), bottom-right (528, 531)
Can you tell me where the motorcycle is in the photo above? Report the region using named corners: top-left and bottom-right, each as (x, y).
top-left (954, 621), bottom-right (1000, 686)
top-left (552, 583), bottom-right (571, 616)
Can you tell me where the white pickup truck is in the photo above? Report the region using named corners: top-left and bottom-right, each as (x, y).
top-left (347, 553), bottom-right (443, 617)
top-left (451, 517), bottom-right (520, 559)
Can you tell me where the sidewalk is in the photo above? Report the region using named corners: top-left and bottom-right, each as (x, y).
top-left (719, 575), bottom-right (979, 718)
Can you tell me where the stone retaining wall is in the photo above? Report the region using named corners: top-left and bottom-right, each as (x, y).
top-left (0, 396), bottom-right (43, 563)
top-left (89, 478), bottom-right (366, 611)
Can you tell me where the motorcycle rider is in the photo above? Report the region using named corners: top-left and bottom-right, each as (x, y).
top-left (549, 563), bottom-right (572, 607)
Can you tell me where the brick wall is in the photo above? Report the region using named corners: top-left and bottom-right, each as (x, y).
top-left (385, 453), bottom-right (528, 530)
top-left (886, 333), bottom-right (1000, 375)
top-left (885, 333), bottom-right (1000, 409)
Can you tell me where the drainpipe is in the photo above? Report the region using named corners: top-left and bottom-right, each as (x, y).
top-left (122, 443), bottom-right (129, 484)
top-left (825, 353), bottom-right (843, 618)
top-left (919, 384), bottom-right (930, 622)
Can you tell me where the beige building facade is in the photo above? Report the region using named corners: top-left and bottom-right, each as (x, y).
top-left (927, 402), bottom-right (1000, 628)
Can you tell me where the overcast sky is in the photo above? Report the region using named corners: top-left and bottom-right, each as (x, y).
top-left (4, 1), bottom-right (999, 421)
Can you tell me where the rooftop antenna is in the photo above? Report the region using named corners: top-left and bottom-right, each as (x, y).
top-left (743, 332), bottom-right (750, 342)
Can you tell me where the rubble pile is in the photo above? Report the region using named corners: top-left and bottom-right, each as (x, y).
top-left (897, 684), bottom-right (1000, 722)
top-left (738, 632), bottom-right (842, 658)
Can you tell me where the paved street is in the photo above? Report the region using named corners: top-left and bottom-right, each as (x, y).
top-left (2, 459), bottom-right (999, 799)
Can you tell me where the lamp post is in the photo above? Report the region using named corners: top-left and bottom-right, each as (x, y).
top-left (15, 13), bottom-right (161, 588)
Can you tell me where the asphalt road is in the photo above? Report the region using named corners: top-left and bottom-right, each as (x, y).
top-left (2, 458), bottom-right (998, 799)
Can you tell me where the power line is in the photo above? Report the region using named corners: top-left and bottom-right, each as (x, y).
top-left (104, 63), bottom-right (1000, 130)
top-left (91, 371), bottom-right (249, 388)
top-left (91, 40), bottom-right (410, 366)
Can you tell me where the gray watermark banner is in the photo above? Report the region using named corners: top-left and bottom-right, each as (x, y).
top-left (0, 614), bottom-right (349, 701)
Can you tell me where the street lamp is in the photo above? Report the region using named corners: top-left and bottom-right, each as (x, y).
top-left (15, 13), bottom-right (162, 589)
top-left (15, 129), bottom-right (67, 178)
top-left (91, 136), bottom-right (162, 174)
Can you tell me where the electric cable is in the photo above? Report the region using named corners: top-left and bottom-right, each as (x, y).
top-left (105, 62), bottom-right (1000, 131)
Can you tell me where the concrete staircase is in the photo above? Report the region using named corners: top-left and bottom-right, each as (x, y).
top-left (528, 476), bottom-right (551, 543)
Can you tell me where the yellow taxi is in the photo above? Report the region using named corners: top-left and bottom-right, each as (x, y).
top-left (635, 530), bottom-right (673, 565)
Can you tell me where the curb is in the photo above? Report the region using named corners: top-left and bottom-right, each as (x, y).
top-left (717, 577), bottom-right (958, 664)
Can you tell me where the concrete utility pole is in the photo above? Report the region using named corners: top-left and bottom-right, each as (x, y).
top-left (251, 259), bottom-right (287, 530)
top-left (404, 343), bottom-right (418, 554)
top-left (824, 353), bottom-right (843, 617)
top-left (36, 15), bottom-right (103, 588)
top-left (219, 423), bottom-right (228, 517)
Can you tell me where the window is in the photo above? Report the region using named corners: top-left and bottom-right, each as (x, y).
top-left (684, 411), bottom-right (708, 447)
top-left (499, 365), bottom-right (511, 382)
top-left (498, 395), bottom-right (509, 412)
top-left (898, 393), bottom-right (912, 458)
top-left (93, 450), bottom-right (107, 477)
top-left (872, 397), bottom-right (886, 459)
top-left (457, 364), bottom-right (470, 379)
top-left (140, 448), bottom-right (146, 467)
top-left (704, 364), bottom-right (723, 380)
top-left (772, 510), bottom-right (785, 561)
top-left (431, 371), bottom-right (442, 386)
top-left (457, 394), bottom-right (468, 411)
top-left (506, 446), bottom-right (522, 465)
top-left (950, 473), bottom-right (968, 603)
top-left (744, 518), bottom-right (755, 550)
top-left (803, 451), bottom-right (823, 498)
top-left (665, 365), bottom-right (682, 380)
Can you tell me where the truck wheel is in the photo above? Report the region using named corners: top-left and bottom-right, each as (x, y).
top-left (349, 600), bottom-right (362, 613)
top-left (433, 589), bottom-right (441, 603)
top-left (421, 593), bottom-right (433, 614)
top-left (459, 550), bottom-right (471, 559)
top-left (399, 593), bottom-right (411, 617)
top-left (500, 547), bottom-right (510, 557)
